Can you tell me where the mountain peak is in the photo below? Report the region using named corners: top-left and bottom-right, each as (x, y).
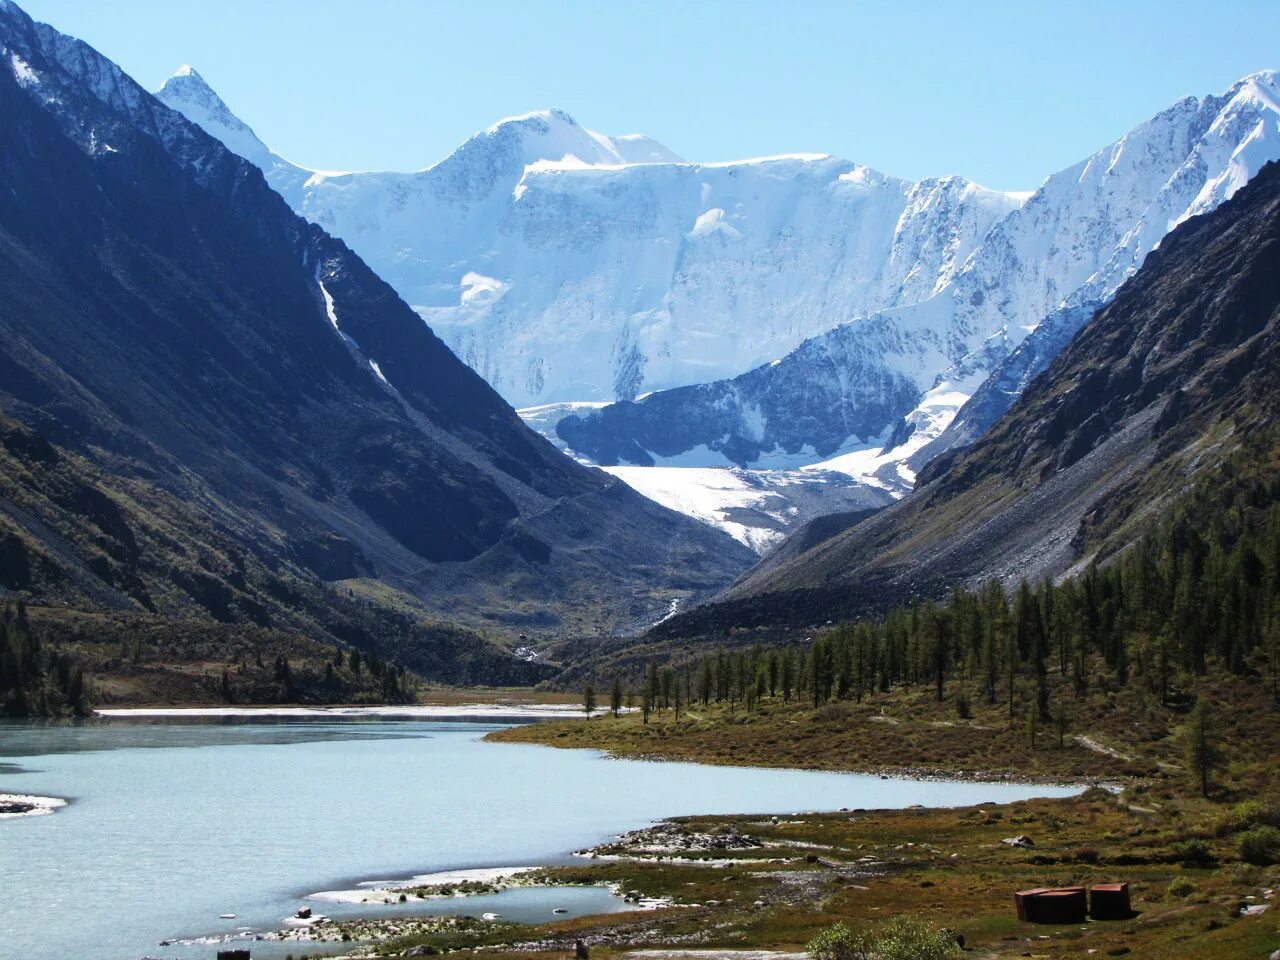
top-left (459, 106), bottom-right (682, 170)
top-left (1235, 67), bottom-right (1279, 89)
top-left (486, 107), bottom-right (579, 133)
top-left (159, 63), bottom-right (228, 109)
top-left (1226, 68), bottom-right (1280, 111)
top-left (156, 64), bottom-right (271, 165)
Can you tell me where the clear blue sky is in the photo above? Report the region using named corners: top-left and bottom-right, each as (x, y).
top-left (18, 0), bottom-right (1278, 191)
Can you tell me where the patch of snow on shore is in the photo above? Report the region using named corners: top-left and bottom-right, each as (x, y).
top-left (310, 866), bottom-right (536, 904)
top-left (0, 793), bottom-right (67, 819)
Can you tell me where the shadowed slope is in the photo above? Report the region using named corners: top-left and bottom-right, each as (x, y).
top-left (0, 2), bottom-right (752, 660)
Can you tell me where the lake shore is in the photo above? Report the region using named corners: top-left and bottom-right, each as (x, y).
top-left (17, 692), bottom-right (1279, 960)
top-left (18, 709), bottom-right (1068, 959)
top-left (81, 706), bottom-right (1077, 959)
top-left (263, 791), bottom-right (1279, 960)
top-left (485, 697), bottom-right (1137, 787)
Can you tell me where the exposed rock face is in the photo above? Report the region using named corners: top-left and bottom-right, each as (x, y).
top-left (655, 160), bottom-right (1280, 636)
top-left (0, 1), bottom-right (753, 650)
top-left (909, 301), bottom-right (1102, 469)
top-left (557, 318), bottom-right (924, 468)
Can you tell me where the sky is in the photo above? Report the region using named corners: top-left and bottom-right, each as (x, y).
top-left (17, 0), bottom-right (1279, 192)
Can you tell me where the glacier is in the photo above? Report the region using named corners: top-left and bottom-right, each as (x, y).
top-left (156, 68), bottom-right (1022, 409)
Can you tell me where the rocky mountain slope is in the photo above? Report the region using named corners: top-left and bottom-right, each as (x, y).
top-left (560, 71), bottom-right (1280, 489)
top-left (654, 158), bottom-right (1280, 637)
top-left (156, 70), bottom-right (1022, 408)
top-left (0, 1), bottom-right (753, 663)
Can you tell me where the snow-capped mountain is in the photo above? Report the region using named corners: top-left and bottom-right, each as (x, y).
top-left (559, 70), bottom-right (1280, 491)
top-left (156, 69), bottom-right (1021, 408)
top-left (157, 64), bottom-right (1280, 551)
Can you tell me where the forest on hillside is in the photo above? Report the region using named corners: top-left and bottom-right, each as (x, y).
top-left (0, 600), bottom-right (90, 717)
top-left (598, 428), bottom-right (1280, 742)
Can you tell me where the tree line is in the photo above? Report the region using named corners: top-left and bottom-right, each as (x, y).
top-left (216, 642), bottom-right (414, 704)
top-left (589, 431), bottom-right (1280, 742)
top-left (0, 600), bottom-right (90, 717)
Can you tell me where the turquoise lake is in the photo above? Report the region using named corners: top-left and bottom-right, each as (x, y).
top-left (0, 716), bottom-right (1078, 960)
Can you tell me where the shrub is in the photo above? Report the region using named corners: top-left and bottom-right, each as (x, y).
top-left (1214, 799), bottom-right (1280, 836)
top-left (807, 922), bottom-right (872, 960)
top-left (807, 918), bottom-right (960, 960)
top-left (872, 918), bottom-right (963, 960)
top-left (815, 702), bottom-right (853, 723)
top-left (1172, 838), bottom-right (1215, 866)
top-left (1166, 876), bottom-right (1197, 900)
top-left (1073, 847), bottom-right (1100, 864)
top-left (1238, 826), bottom-right (1280, 866)
top-left (1222, 862), bottom-right (1261, 885)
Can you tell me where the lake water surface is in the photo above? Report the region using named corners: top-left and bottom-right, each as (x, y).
top-left (0, 715), bottom-right (1077, 960)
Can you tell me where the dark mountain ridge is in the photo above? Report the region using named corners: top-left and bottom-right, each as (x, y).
top-left (0, 1), bottom-right (752, 673)
top-left (655, 159), bottom-right (1280, 639)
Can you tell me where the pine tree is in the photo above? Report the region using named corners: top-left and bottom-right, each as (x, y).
top-left (697, 657), bottom-right (713, 706)
top-left (582, 684), bottom-right (597, 719)
top-left (610, 677), bottom-right (623, 718)
top-left (274, 655), bottom-right (295, 702)
top-left (1179, 698), bottom-right (1226, 798)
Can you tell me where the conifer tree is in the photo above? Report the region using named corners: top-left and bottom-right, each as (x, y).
top-left (1179, 698), bottom-right (1226, 798)
top-left (610, 677), bottom-right (623, 718)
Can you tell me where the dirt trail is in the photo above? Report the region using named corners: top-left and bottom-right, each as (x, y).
top-left (1074, 734), bottom-right (1133, 762)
